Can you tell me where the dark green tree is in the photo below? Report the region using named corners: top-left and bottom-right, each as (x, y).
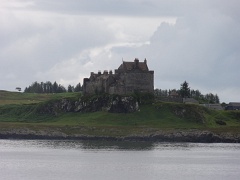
top-left (154, 89), bottom-right (160, 96)
top-left (46, 81), bottom-right (53, 93)
top-left (74, 83), bottom-right (82, 92)
top-left (53, 81), bottom-right (58, 93)
top-left (215, 94), bottom-right (220, 104)
top-left (16, 87), bottom-right (21, 92)
top-left (24, 81), bottom-right (67, 94)
top-left (68, 85), bottom-right (74, 92)
top-left (57, 84), bottom-right (66, 93)
top-left (195, 90), bottom-right (201, 98)
top-left (180, 81), bottom-right (190, 98)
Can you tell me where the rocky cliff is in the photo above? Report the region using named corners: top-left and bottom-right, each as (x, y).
top-left (37, 94), bottom-right (139, 115)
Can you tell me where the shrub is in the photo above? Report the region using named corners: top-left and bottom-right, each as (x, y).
top-left (215, 120), bottom-right (227, 125)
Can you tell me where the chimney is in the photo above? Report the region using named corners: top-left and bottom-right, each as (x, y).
top-left (144, 58), bottom-right (147, 64)
top-left (134, 58), bottom-right (139, 68)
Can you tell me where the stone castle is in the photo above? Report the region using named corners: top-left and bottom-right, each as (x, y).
top-left (83, 58), bottom-right (154, 95)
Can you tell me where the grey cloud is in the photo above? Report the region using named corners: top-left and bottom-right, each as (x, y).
top-left (7, 0), bottom-right (186, 17)
top-left (107, 2), bottom-right (240, 102)
top-left (4, 0), bottom-right (240, 18)
top-left (30, 0), bottom-right (162, 16)
top-left (1, 0), bottom-right (239, 102)
top-left (0, 11), bottom-right (116, 90)
top-left (27, 0), bottom-right (240, 18)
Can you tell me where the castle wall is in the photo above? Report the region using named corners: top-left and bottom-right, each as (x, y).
top-left (84, 79), bottom-right (103, 94)
top-left (123, 71), bottom-right (154, 94)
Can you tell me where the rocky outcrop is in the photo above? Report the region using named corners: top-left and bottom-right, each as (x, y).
top-left (0, 127), bottom-right (239, 143)
top-left (37, 95), bottom-right (139, 115)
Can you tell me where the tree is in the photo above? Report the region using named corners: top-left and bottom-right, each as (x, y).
top-left (24, 87), bottom-right (29, 92)
top-left (74, 83), bottom-right (82, 92)
top-left (16, 87), bottom-right (21, 92)
top-left (68, 85), bottom-right (74, 92)
top-left (179, 81), bottom-right (190, 98)
top-left (221, 102), bottom-right (227, 108)
top-left (215, 94), bottom-right (220, 104)
top-left (46, 81), bottom-right (53, 93)
top-left (57, 84), bottom-right (66, 93)
top-left (23, 81), bottom-right (67, 94)
top-left (195, 90), bottom-right (201, 98)
top-left (205, 93), bottom-right (219, 104)
top-left (52, 81), bottom-right (58, 93)
top-left (154, 89), bottom-right (160, 96)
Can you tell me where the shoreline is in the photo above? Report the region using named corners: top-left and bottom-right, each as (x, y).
top-left (0, 128), bottom-right (239, 143)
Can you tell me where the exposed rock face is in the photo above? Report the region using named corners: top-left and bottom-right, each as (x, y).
top-left (37, 95), bottom-right (139, 115)
top-left (0, 128), bottom-right (239, 143)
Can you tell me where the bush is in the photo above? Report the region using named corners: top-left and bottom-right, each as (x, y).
top-left (215, 120), bottom-right (227, 125)
top-left (132, 92), bottom-right (154, 104)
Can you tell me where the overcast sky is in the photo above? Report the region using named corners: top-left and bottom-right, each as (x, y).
top-left (0, 0), bottom-right (239, 103)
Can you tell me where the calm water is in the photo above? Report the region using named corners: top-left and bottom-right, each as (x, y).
top-left (0, 140), bottom-right (240, 180)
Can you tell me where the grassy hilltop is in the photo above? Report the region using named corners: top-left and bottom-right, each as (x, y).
top-left (0, 90), bottom-right (240, 139)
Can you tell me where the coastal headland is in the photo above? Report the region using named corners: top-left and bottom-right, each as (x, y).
top-left (0, 91), bottom-right (239, 142)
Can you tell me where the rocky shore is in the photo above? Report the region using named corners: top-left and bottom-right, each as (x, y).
top-left (0, 127), bottom-right (239, 143)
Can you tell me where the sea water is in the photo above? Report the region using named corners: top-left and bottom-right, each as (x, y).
top-left (0, 140), bottom-right (240, 180)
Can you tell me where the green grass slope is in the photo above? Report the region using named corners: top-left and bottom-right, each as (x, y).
top-left (0, 91), bottom-right (240, 137)
top-left (0, 90), bottom-right (80, 105)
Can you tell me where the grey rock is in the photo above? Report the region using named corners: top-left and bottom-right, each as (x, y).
top-left (38, 94), bottom-right (139, 115)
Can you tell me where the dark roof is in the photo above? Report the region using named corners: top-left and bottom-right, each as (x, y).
top-left (118, 60), bottom-right (149, 72)
top-left (229, 102), bottom-right (240, 106)
top-left (183, 98), bottom-right (199, 104)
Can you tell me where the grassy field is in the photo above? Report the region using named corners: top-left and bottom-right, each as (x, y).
top-left (0, 90), bottom-right (240, 136)
top-left (0, 90), bottom-right (80, 105)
